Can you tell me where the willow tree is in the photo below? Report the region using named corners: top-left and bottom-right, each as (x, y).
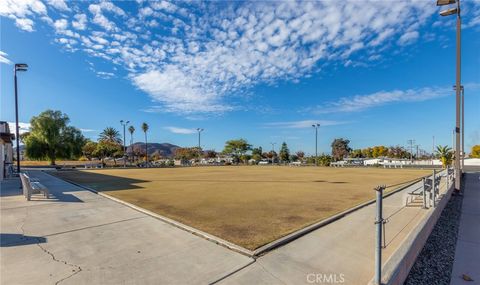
top-left (23, 110), bottom-right (86, 165)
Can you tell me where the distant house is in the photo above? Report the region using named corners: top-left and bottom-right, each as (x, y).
top-left (0, 122), bottom-right (15, 180)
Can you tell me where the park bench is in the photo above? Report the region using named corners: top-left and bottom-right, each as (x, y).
top-left (405, 173), bottom-right (442, 208)
top-left (19, 173), bottom-right (49, 201)
top-left (405, 183), bottom-right (425, 206)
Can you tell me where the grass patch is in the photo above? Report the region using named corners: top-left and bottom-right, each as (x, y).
top-left (51, 166), bottom-right (430, 250)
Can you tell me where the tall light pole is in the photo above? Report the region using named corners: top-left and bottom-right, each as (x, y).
top-left (14, 63), bottom-right (28, 174)
top-left (197, 128), bottom-right (204, 156)
top-left (437, 0), bottom-right (462, 191)
top-left (270, 142), bottom-right (276, 164)
top-left (312, 124), bottom-right (320, 166)
top-left (120, 120), bottom-right (129, 168)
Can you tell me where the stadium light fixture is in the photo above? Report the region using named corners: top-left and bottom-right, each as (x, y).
top-left (440, 7), bottom-right (458, 16)
top-left (436, 0), bottom-right (456, 6)
top-left (14, 63), bottom-right (28, 174)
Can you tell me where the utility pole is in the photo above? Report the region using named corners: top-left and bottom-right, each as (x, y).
top-left (407, 139), bottom-right (415, 163)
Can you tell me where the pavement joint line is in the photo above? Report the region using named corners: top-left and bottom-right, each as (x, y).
top-left (209, 259), bottom-right (257, 285)
top-left (1, 216), bottom-right (147, 247)
top-left (43, 216), bottom-right (147, 237)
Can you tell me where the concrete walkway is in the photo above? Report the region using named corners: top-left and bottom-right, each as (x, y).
top-left (450, 172), bottom-right (480, 285)
top-left (1, 171), bottom-right (252, 284)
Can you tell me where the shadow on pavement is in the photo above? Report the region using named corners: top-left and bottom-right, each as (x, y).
top-left (0, 233), bottom-right (46, 247)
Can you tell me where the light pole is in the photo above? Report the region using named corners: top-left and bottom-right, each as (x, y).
top-left (270, 142), bottom-right (276, 164)
top-left (437, 0), bottom-right (462, 191)
top-left (197, 128), bottom-right (204, 157)
top-left (120, 120), bottom-right (129, 168)
top-left (312, 124), bottom-right (320, 166)
top-left (14, 63), bottom-right (28, 174)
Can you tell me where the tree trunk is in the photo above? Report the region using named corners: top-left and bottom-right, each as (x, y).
top-left (145, 133), bottom-right (148, 166)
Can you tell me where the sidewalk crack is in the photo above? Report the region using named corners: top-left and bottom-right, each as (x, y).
top-left (20, 206), bottom-right (83, 284)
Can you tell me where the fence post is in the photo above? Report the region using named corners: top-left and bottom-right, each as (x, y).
top-left (422, 178), bottom-right (428, 209)
top-left (446, 166), bottom-right (450, 190)
top-left (374, 185), bottom-right (385, 285)
top-left (432, 169), bottom-right (436, 208)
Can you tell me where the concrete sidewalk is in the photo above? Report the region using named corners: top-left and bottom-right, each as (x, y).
top-left (1, 171), bottom-right (252, 284)
top-left (450, 172), bottom-right (480, 285)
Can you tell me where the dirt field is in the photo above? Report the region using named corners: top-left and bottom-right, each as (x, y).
top-left (51, 166), bottom-right (430, 250)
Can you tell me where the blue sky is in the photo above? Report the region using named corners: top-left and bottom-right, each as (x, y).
top-left (1, 0), bottom-right (479, 155)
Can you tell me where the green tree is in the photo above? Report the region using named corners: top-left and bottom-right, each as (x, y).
top-left (331, 138), bottom-right (352, 161)
top-left (23, 110), bottom-right (86, 165)
top-left (223, 139), bottom-right (252, 163)
top-left (436, 145), bottom-right (453, 168)
top-left (470, 145), bottom-right (480, 158)
top-left (279, 142), bottom-right (290, 163)
top-left (99, 127), bottom-right (122, 144)
top-left (318, 154), bottom-right (332, 166)
top-left (296, 151), bottom-right (305, 162)
top-left (350, 149), bottom-right (363, 158)
top-left (96, 140), bottom-right (122, 165)
top-left (141, 122), bottom-right (149, 164)
top-left (82, 141), bottom-right (98, 160)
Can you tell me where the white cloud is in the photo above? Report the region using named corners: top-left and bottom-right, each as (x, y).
top-left (3, 0), bottom-right (480, 115)
top-left (53, 18), bottom-right (68, 31)
top-left (164, 126), bottom-right (197, 134)
top-left (72, 13), bottom-right (87, 30)
top-left (0, 0), bottom-right (46, 31)
top-left (15, 18), bottom-right (35, 32)
top-left (397, 31), bottom-right (419, 46)
top-left (80, 128), bottom-right (97, 132)
top-left (0, 51), bottom-right (13, 65)
top-left (264, 120), bottom-right (346, 129)
top-left (46, 0), bottom-right (69, 11)
top-left (313, 86), bottom-right (455, 114)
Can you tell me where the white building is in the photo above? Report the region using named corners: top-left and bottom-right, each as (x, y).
top-left (0, 122), bottom-right (15, 181)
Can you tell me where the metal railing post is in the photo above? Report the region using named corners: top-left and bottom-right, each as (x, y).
top-left (422, 178), bottom-right (428, 209)
top-left (446, 167), bottom-right (450, 190)
top-left (432, 169), bottom-right (437, 208)
top-left (374, 185), bottom-right (385, 285)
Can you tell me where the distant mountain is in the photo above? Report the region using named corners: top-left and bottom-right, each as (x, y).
top-left (127, 142), bottom-right (180, 158)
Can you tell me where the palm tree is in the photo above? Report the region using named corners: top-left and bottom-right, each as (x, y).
top-left (141, 122), bottom-right (149, 165)
top-left (436, 145), bottom-right (453, 168)
top-left (99, 127), bottom-right (122, 144)
top-left (128, 125), bottom-right (135, 162)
